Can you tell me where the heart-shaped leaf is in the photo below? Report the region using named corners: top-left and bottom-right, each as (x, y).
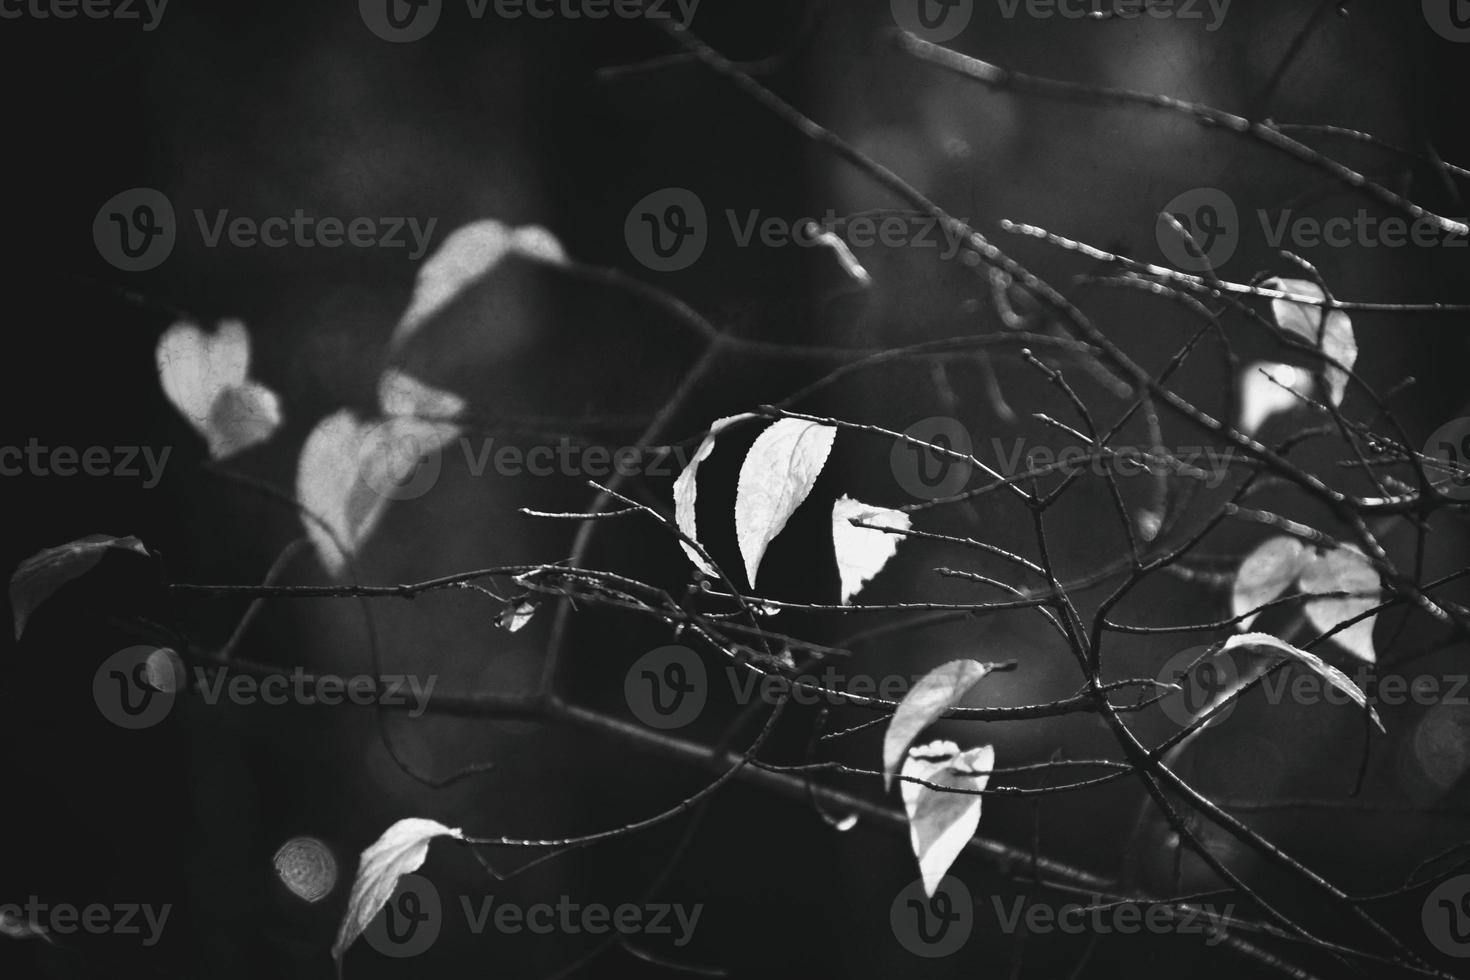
top-left (157, 319), bottom-right (282, 460)
top-left (1266, 278), bottom-right (1357, 407)
top-left (734, 418), bottom-right (837, 587)
top-left (900, 740), bottom-right (995, 897)
top-left (832, 495), bottom-right (911, 604)
top-left (1223, 632), bottom-right (1383, 731)
top-left (332, 818), bottom-right (463, 962)
top-left (672, 414), bottom-right (756, 577)
top-left (1232, 535), bottom-right (1308, 629)
top-left (11, 535), bottom-right (149, 639)
top-left (1238, 361), bottom-right (1312, 437)
top-left (884, 659), bottom-right (994, 790)
top-left (297, 411), bottom-right (459, 576)
top-left (1298, 544), bottom-right (1381, 663)
top-left (392, 220), bottom-right (567, 350)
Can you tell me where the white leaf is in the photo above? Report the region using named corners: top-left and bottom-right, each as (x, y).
top-left (1222, 632), bottom-right (1383, 731)
top-left (296, 411), bottom-right (460, 576)
top-left (1298, 544), bottom-right (1382, 664)
top-left (1266, 278), bottom-right (1358, 407)
top-left (900, 740), bottom-right (995, 898)
top-left (1232, 536), bottom-right (1307, 629)
top-left (734, 419), bottom-right (837, 586)
top-left (498, 600), bottom-right (537, 633)
top-left (1238, 361), bottom-right (1312, 437)
top-left (332, 818), bottom-right (463, 962)
top-left (392, 220), bottom-right (567, 350)
top-left (10, 535), bottom-right (149, 639)
top-left (672, 414), bottom-right (756, 577)
top-left (378, 368), bottom-right (465, 421)
top-left (883, 659), bottom-right (994, 790)
top-left (832, 495), bottom-right (911, 604)
top-left (156, 319), bottom-right (282, 460)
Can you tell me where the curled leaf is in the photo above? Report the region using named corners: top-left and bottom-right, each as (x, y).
top-left (832, 495), bottom-right (911, 604)
top-left (900, 740), bottom-right (995, 897)
top-left (734, 419), bottom-right (837, 587)
top-left (392, 220), bottom-right (567, 350)
top-left (883, 660), bottom-right (994, 790)
top-left (672, 414), bottom-right (756, 577)
top-left (332, 818), bottom-right (463, 962)
top-left (156, 319), bottom-right (282, 459)
top-left (1222, 632), bottom-right (1383, 731)
top-left (1265, 278), bottom-right (1357, 407)
top-left (1232, 535), bottom-right (1307, 629)
top-left (11, 535), bottom-right (149, 639)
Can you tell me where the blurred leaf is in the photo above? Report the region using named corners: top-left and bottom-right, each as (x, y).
top-left (1298, 544), bottom-right (1382, 664)
top-left (1232, 535), bottom-right (1307, 629)
top-left (900, 740), bottom-right (994, 898)
top-left (1238, 361), bottom-right (1311, 437)
top-left (378, 368), bottom-right (466, 420)
top-left (884, 659), bottom-right (994, 790)
top-left (672, 414), bottom-right (756, 577)
top-left (156, 319), bottom-right (282, 460)
top-left (832, 495), bottom-right (911, 604)
top-left (734, 418), bottom-right (837, 587)
top-left (11, 534), bottom-right (149, 639)
top-left (332, 818), bottom-right (463, 962)
top-left (392, 220), bottom-right (567, 350)
top-left (1266, 278), bottom-right (1357, 407)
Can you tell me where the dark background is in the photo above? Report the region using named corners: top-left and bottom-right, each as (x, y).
top-left (2, 1), bottom-right (1469, 978)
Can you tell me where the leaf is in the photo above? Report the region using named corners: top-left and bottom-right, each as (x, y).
top-left (1238, 361), bottom-right (1312, 437)
top-left (1266, 278), bottom-right (1358, 407)
top-left (1298, 544), bottom-right (1382, 664)
top-left (672, 414), bottom-right (756, 577)
top-left (734, 419), bottom-right (838, 586)
top-left (1222, 632), bottom-right (1383, 731)
top-left (883, 659), bottom-right (994, 790)
top-left (156, 319), bottom-right (282, 460)
top-left (378, 368), bottom-right (466, 421)
top-left (296, 411), bottom-right (459, 576)
top-left (332, 818), bottom-right (463, 962)
top-left (11, 535), bottom-right (149, 639)
top-left (392, 220), bottom-right (567, 350)
top-left (497, 600), bottom-right (537, 633)
top-left (832, 495), bottom-right (912, 604)
top-left (900, 740), bottom-right (995, 898)
top-left (1232, 535), bottom-right (1307, 629)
